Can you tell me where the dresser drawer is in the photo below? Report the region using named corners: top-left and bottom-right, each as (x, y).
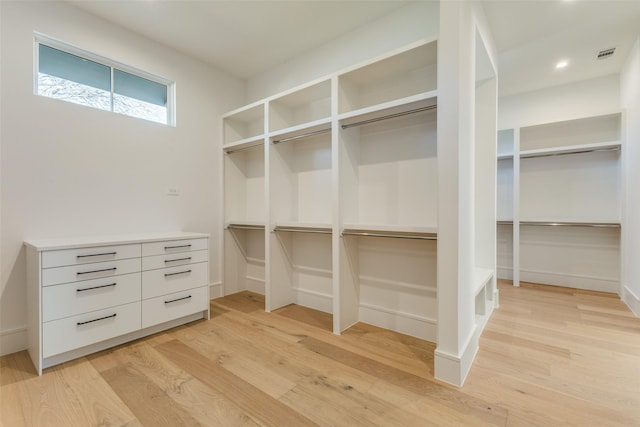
top-left (42, 302), bottom-right (141, 358)
top-left (42, 244), bottom-right (141, 268)
top-left (142, 250), bottom-right (209, 271)
top-left (142, 238), bottom-right (208, 257)
top-left (42, 273), bottom-right (141, 322)
top-left (142, 262), bottom-right (208, 300)
top-left (142, 286), bottom-right (208, 328)
top-left (42, 258), bottom-right (141, 287)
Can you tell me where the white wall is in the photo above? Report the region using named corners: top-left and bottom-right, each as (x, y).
top-left (621, 36), bottom-right (640, 315)
top-left (499, 74), bottom-right (620, 130)
top-left (0, 1), bottom-right (243, 355)
top-left (245, 1), bottom-right (439, 103)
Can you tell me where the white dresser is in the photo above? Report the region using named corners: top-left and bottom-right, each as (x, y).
top-left (25, 232), bottom-right (210, 375)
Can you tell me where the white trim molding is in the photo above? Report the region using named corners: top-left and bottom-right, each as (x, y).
top-left (0, 326), bottom-right (28, 356)
top-left (209, 281), bottom-right (223, 299)
top-left (623, 286), bottom-right (640, 317)
top-left (434, 324), bottom-right (480, 387)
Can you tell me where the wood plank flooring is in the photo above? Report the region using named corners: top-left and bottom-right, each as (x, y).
top-left (2, 279), bottom-right (640, 426)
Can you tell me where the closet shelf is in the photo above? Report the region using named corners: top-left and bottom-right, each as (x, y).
top-left (474, 268), bottom-right (494, 297)
top-left (222, 136), bottom-right (264, 154)
top-left (342, 224), bottom-right (437, 240)
top-left (496, 220), bottom-right (513, 225)
top-left (270, 118), bottom-right (332, 144)
top-left (519, 141), bottom-right (621, 159)
top-left (338, 91), bottom-right (437, 126)
top-left (497, 153), bottom-right (514, 160)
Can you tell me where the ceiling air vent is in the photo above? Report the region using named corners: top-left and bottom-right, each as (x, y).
top-left (597, 48), bottom-right (616, 60)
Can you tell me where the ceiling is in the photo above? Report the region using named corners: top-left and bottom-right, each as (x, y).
top-left (68, 0), bottom-right (411, 80)
top-left (68, 0), bottom-right (640, 97)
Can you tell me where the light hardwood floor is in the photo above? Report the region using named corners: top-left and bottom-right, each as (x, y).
top-left (2, 280), bottom-right (640, 426)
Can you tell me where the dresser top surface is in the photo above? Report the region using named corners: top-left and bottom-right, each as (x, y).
top-left (24, 232), bottom-right (209, 251)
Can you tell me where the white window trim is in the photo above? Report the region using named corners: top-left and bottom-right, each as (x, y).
top-left (34, 32), bottom-right (176, 126)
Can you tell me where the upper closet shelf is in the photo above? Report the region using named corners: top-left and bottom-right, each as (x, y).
top-left (338, 91), bottom-right (437, 127)
top-left (520, 141), bottom-right (620, 159)
top-left (269, 118), bottom-right (332, 144)
top-left (342, 224), bottom-right (437, 240)
top-left (222, 135), bottom-right (264, 154)
top-left (497, 153), bottom-right (514, 160)
top-left (222, 103), bottom-right (265, 146)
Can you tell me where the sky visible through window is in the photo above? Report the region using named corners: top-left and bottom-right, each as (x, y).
top-left (38, 73), bottom-right (167, 124)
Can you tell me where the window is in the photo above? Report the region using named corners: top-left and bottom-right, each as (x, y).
top-left (35, 36), bottom-right (173, 125)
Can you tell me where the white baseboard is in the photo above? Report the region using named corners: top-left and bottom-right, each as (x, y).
top-left (359, 303), bottom-right (437, 342)
top-left (246, 276), bottom-right (265, 295)
top-left (623, 286), bottom-right (640, 317)
top-left (294, 288), bottom-right (333, 314)
top-left (0, 326), bottom-right (28, 356)
top-left (520, 269), bottom-right (618, 293)
top-left (496, 267), bottom-right (513, 280)
top-left (434, 326), bottom-right (479, 387)
top-left (209, 281), bottom-right (223, 299)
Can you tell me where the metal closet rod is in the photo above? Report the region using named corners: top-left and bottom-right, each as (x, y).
top-left (273, 227), bottom-right (332, 235)
top-left (225, 143), bottom-right (263, 155)
top-left (272, 128), bottom-right (331, 144)
top-left (227, 224), bottom-right (265, 230)
top-left (520, 146), bottom-right (620, 159)
top-left (342, 231), bottom-right (438, 240)
top-left (519, 221), bottom-right (621, 228)
top-left (341, 104), bottom-right (437, 130)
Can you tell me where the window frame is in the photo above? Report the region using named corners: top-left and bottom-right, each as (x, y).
top-left (34, 33), bottom-right (176, 126)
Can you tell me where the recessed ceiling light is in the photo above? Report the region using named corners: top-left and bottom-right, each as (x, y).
top-left (556, 60), bottom-right (569, 69)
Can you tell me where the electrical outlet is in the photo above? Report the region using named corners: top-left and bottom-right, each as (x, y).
top-left (167, 187), bottom-right (180, 196)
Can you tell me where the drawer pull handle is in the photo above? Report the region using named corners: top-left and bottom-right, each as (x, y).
top-left (77, 313), bottom-right (116, 326)
top-left (165, 295), bottom-right (192, 304)
top-left (165, 257), bottom-right (192, 263)
top-left (77, 252), bottom-right (117, 259)
top-left (77, 283), bottom-right (116, 292)
top-left (164, 269), bottom-right (192, 277)
top-left (77, 267), bottom-right (117, 276)
top-left (164, 244), bottom-right (192, 250)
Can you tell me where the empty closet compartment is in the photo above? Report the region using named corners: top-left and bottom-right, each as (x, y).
top-left (338, 41), bottom-right (437, 114)
top-left (269, 228), bottom-right (333, 329)
top-left (224, 225), bottom-right (266, 296)
top-left (270, 129), bottom-right (332, 226)
top-left (519, 113), bottom-right (621, 221)
top-left (224, 145), bottom-right (265, 225)
top-left (519, 224), bottom-right (620, 293)
top-left (223, 141), bottom-right (266, 297)
top-left (340, 233), bottom-right (437, 341)
top-left (339, 99), bottom-right (437, 230)
top-left (223, 103), bottom-right (265, 146)
top-left (520, 150), bottom-right (620, 221)
top-left (268, 80), bottom-right (331, 133)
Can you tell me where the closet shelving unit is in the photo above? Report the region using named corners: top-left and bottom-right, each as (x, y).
top-left (268, 79), bottom-right (334, 321)
top-left (335, 41), bottom-right (439, 339)
top-left (221, 39), bottom-right (485, 343)
top-left (496, 112), bottom-right (623, 292)
top-left (222, 103), bottom-right (267, 297)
